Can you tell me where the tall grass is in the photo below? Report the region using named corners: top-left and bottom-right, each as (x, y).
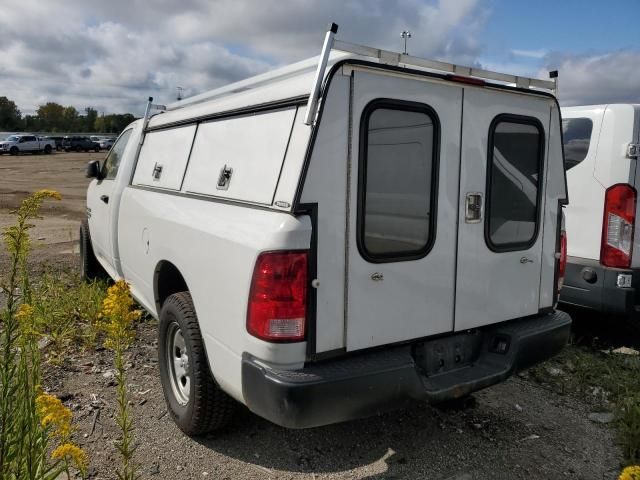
top-left (30, 271), bottom-right (107, 361)
top-left (0, 190), bottom-right (87, 479)
top-left (100, 280), bottom-right (141, 480)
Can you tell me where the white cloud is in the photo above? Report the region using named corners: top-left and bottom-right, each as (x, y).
top-left (542, 51), bottom-right (640, 106)
top-left (1, 0), bottom-right (636, 116)
top-left (0, 0), bottom-right (487, 115)
top-left (511, 49), bottom-right (547, 59)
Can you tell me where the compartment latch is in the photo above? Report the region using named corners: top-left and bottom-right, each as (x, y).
top-left (217, 164), bottom-right (233, 190)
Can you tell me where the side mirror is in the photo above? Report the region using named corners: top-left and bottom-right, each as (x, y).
top-left (86, 160), bottom-right (102, 179)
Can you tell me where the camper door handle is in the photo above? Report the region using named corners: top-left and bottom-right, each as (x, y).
top-left (100, 195), bottom-right (109, 204)
top-left (520, 256), bottom-right (534, 264)
top-left (465, 193), bottom-right (483, 223)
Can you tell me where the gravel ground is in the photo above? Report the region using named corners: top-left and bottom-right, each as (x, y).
top-left (0, 151), bottom-right (624, 479)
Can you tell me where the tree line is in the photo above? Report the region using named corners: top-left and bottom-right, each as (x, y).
top-left (0, 96), bottom-right (138, 134)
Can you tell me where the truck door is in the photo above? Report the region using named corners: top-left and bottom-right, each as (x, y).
top-left (345, 70), bottom-right (462, 351)
top-left (86, 128), bottom-right (134, 273)
top-left (455, 87), bottom-right (551, 330)
top-left (22, 135), bottom-right (37, 151)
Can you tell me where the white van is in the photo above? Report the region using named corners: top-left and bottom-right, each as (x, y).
top-left (82, 25), bottom-right (571, 434)
top-left (560, 104), bottom-right (640, 315)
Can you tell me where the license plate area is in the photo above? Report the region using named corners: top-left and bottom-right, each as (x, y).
top-left (413, 332), bottom-right (483, 377)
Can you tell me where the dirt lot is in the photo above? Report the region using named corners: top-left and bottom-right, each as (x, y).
top-left (0, 151), bottom-right (624, 479)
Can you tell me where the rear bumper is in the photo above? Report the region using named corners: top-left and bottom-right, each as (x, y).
top-left (559, 256), bottom-right (640, 315)
top-left (241, 310), bottom-right (571, 429)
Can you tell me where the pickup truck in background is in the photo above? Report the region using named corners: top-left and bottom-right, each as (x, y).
top-left (63, 136), bottom-right (100, 152)
top-left (0, 134), bottom-right (55, 155)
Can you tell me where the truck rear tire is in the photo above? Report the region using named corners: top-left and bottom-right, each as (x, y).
top-left (158, 292), bottom-right (235, 436)
top-left (79, 220), bottom-right (105, 281)
top-left (44, 145), bottom-right (52, 154)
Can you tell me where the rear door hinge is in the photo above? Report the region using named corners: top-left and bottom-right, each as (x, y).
top-left (627, 143), bottom-right (640, 158)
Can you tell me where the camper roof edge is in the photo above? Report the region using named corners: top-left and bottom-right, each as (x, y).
top-left (164, 24), bottom-right (555, 113)
top-left (332, 40), bottom-right (555, 90)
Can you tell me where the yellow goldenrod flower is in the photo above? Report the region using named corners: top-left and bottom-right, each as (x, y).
top-left (15, 303), bottom-right (33, 320)
top-left (620, 466), bottom-right (640, 480)
top-left (52, 443), bottom-right (88, 474)
top-left (36, 393), bottom-right (73, 439)
top-left (100, 280), bottom-right (141, 351)
top-left (15, 303), bottom-right (37, 338)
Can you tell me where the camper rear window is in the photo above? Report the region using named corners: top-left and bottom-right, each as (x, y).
top-left (358, 100), bottom-right (439, 262)
top-left (486, 116), bottom-right (544, 251)
top-left (562, 117), bottom-right (593, 170)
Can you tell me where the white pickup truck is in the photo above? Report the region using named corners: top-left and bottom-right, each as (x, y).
top-left (0, 134), bottom-right (55, 155)
top-left (82, 25), bottom-right (571, 435)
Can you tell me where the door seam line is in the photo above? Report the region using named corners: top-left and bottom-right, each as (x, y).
top-left (343, 70), bottom-right (355, 348)
top-left (452, 88), bottom-right (464, 332)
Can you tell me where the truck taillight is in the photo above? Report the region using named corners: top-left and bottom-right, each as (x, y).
top-left (601, 184), bottom-right (636, 268)
top-left (558, 230), bottom-right (567, 293)
top-left (247, 251), bottom-right (308, 342)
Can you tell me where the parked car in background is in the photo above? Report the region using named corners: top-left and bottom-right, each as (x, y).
top-left (90, 136), bottom-right (102, 142)
top-left (44, 136), bottom-right (64, 151)
top-left (82, 26), bottom-right (571, 435)
top-left (98, 138), bottom-right (114, 150)
top-left (560, 104), bottom-right (640, 317)
top-left (0, 134), bottom-right (55, 155)
top-left (63, 136), bottom-right (100, 152)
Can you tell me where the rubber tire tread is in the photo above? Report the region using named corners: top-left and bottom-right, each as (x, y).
top-left (79, 219), bottom-right (105, 281)
top-left (159, 292), bottom-right (235, 436)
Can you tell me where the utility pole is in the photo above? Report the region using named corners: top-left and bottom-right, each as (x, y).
top-left (401, 30), bottom-right (412, 55)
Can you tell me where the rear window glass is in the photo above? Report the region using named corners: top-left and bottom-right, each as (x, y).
top-left (562, 117), bottom-right (593, 170)
top-left (358, 101), bottom-right (438, 262)
top-left (486, 117), bottom-right (544, 251)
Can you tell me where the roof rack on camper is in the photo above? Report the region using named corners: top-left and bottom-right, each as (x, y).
top-left (154, 22), bottom-right (558, 126)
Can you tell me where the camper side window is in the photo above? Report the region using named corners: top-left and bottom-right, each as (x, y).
top-left (562, 117), bottom-right (593, 170)
top-left (486, 116), bottom-right (544, 251)
top-left (358, 101), bottom-right (438, 262)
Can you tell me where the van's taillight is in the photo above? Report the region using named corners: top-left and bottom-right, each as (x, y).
top-left (601, 184), bottom-right (637, 268)
top-left (247, 251), bottom-right (308, 342)
top-left (558, 230), bottom-right (567, 292)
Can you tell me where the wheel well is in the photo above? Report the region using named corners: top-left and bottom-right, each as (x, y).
top-left (154, 261), bottom-right (189, 313)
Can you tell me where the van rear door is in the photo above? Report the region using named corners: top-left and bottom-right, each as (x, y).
top-left (345, 70), bottom-right (462, 351)
top-left (455, 88), bottom-right (552, 330)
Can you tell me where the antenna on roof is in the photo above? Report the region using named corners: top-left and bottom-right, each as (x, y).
top-left (304, 22), bottom-right (339, 126)
top-left (549, 70), bottom-right (559, 98)
top-left (401, 30), bottom-right (412, 55)
top-left (176, 86), bottom-right (184, 101)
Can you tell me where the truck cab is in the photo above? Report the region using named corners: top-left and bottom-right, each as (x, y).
top-left (82, 26), bottom-right (571, 434)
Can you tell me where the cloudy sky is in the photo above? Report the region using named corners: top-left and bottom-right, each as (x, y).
top-left (1, 0), bottom-right (638, 116)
